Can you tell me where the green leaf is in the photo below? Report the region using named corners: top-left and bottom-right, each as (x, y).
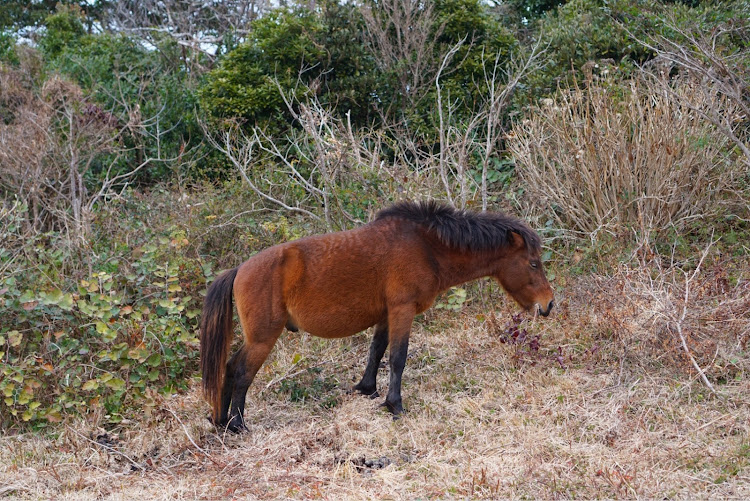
top-left (95, 321), bottom-right (116, 341)
top-left (8, 331), bottom-right (22, 347)
top-left (82, 380), bottom-right (99, 391)
top-left (43, 289), bottom-right (64, 305)
top-left (146, 353), bottom-right (162, 367)
top-left (105, 378), bottom-right (126, 390)
top-left (46, 410), bottom-right (63, 423)
top-left (58, 293), bottom-right (75, 311)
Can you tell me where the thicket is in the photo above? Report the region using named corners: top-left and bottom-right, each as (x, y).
top-left (1, 0), bottom-right (748, 430)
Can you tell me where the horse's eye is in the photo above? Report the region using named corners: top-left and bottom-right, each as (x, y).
top-left (530, 262), bottom-right (538, 269)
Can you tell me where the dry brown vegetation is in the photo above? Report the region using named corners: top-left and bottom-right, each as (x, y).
top-left (2, 252), bottom-right (748, 499)
top-left (509, 71), bottom-right (744, 235)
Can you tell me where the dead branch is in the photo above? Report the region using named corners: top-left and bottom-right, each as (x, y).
top-left (361, 0), bottom-right (445, 110)
top-left (629, 17), bottom-right (750, 168)
top-left (201, 120), bottom-right (320, 220)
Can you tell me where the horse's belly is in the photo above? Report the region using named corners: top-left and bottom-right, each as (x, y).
top-left (289, 304), bottom-right (384, 339)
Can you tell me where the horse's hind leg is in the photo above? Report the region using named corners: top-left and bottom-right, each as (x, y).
top-left (353, 322), bottom-right (388, 397)
top-left (224, 336), bottom-right (279, 433)
top-left (216, 349), bottom-right (243, 426)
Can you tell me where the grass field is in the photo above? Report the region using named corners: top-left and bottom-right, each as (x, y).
top-left (2, 259), bottom-right (749, 500)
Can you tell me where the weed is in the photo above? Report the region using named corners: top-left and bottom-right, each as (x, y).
top-left (277, 367), bottom-right (340, 409)
top-left (487, 313), bottom-right (566, 369)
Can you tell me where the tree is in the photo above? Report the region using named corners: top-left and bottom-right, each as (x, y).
top-left (638, 13), bottom-right (750, 167)
top-left (200, 2), bottom-right (377, 131)
top-left (361, 0), bottom-right (519, 127)
top-left (0, 65), bottom-right (157, 244)
top-left (42, 21), bottom-right (204, 183)
top-left (105, 0), bottom-right (270, 67)
top-left (0, 1), bottom-right (108, 36)
top-left (37, 4), bottom-right (88, 59)
top-left (361, 0), bottom-right (445, 113)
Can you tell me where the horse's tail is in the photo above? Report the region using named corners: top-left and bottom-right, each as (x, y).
top-left (200, 267), bottom-right (239, 424)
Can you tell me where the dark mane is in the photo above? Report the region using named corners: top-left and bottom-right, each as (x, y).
top-left (375, 200), bottom-right (541, 252)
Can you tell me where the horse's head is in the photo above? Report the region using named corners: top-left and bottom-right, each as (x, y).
top-left (495, 232), bottom-right (555, 317)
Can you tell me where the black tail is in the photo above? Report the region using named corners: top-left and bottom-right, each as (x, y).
top-left (200, 267), bottom-right (239, 424)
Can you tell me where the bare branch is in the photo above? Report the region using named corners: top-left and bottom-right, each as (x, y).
top-left (105, 0), bottom-right (270, 64)
top-left (436, 39), bottom-right (467, 206)
top-left (361, 0), bottom-right (446, 110)
top-left (201, 120), bottom-right (321, 220)
top-left (627, 17), bottom-right (750, 168)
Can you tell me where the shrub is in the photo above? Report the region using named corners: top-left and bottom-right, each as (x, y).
top-left (200, 2), bottom-right (377, 132)
top-left (37, 4), bottom-right (87, 59)
top-left (520, 0), bottom-right (687, 103)
top-left (50, 32), bottom-right (203, 183)
top-left (0, 33), bottom-right (17, 64)
top-left (0, 202), bottom-right (206, 430)
top-left (509, 71), bottom-right (744, 235)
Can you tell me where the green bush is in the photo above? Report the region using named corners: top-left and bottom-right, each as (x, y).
top-left (0, 203), bottom-right (207, 429)
top-left (0, 33), bottom-right (17, 64)
top-left (413, 0), bottom-right (520, 132)
top-left (200, 2), bottom-right (376, 132)
top-left (201, 0), bottom-right (519, 137)
top-left (526, 0), bottom-right (750, 101)
top-left (38, 4), bottom-right (87, 60)
top-left (48, 32), bottom-right (203, 183)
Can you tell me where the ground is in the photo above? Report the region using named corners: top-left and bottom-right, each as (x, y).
top-left (1, 273), bottom-right (749, 500)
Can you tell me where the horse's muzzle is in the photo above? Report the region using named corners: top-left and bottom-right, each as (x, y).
top-left (538, 300), bottom-right (554, 317)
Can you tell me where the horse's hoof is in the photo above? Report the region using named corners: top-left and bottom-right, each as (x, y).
top-left (380, 399), bottom-right (404, 416)
top-left (350, 383), bottom-right (378, 397)
top-left (226, 423), bottom-right (248, 434)
top-left (216, 416), bottom-right (248, 434)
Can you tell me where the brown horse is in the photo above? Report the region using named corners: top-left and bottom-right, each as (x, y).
top-left (200, 201), bottom-right (554, 432)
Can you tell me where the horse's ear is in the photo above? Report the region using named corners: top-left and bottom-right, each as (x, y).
top-left (509, 231), bottom-right (525, 249)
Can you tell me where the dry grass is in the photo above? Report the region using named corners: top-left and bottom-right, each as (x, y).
top-left (2, 268), bottom-right (749, 500)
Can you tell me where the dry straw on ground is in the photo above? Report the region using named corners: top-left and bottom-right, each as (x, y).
top-left (1, 267), bottom-right (748, 499)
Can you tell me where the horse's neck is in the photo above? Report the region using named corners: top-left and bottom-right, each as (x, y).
top-left (435, 247), bottom-right (505, 289)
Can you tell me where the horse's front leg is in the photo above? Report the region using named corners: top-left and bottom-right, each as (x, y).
top-left (353, 322), bottom-right (388, 397)
top-left (382, 306), bottom-right (415, 416)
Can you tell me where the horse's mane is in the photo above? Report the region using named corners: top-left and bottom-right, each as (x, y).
top-left (375, 200), bottom-right (541, 252)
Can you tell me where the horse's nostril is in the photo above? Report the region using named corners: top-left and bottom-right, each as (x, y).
top-left (538, 300), bottom-right (554, 317)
